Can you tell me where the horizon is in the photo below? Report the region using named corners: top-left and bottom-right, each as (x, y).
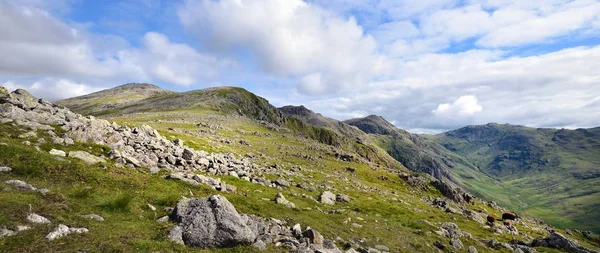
top-left (1, 0), bottom-right (599, 133)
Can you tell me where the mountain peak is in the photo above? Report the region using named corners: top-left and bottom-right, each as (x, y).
top-left (344, 115), bottom-right (397, 135)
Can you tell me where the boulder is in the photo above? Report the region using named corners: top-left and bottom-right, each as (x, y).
top-left (169, 195), bottom-right (256, 248)
top-left (274, 193), bottom-right (296, 208)
top-left (46, 224), bottom-right (88, 240)
top-left (49, 149), bottom-right (67, 157)
top-left (68, 151), bottom-right (106, 165)
top-left (319, 191), bottom-right (336, 205)
top-left (531, 232), bottom-right (594, 253)
top-left (336, 194), bottom-right (351, 203)
top-left (27, 213), bottom-right (51, 224)
top-left (0, 166), bottom-right (11, 172)
top-left (5, 180), bottom-right (37, 191)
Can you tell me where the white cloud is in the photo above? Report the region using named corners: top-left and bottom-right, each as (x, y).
top-left (2, 79), bottom-right (102, 101)
top-left (432, 95), bottom-right (483, 117)
top-left (178, 0), bottom-right (382, 94)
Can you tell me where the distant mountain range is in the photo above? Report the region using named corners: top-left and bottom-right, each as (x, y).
top-left (58, 83), bottom-right (600, 232)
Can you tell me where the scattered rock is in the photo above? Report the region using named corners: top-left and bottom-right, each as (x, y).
top-left (27, 213), bottom-right (51, 224)
top-left (468, 245), bottom-right (478, 253)
top-left (274, 193), bottom-right (296, 208)
top-left (169, 195), bottom-right (256, 248)
top-left (156, 216), bottom-right (170, 223)
top-left (80, 214), bottom-right (104, 221)
top-left (531, 232), bottom-right (594, 253)
top-left (68, 151), bottom-right (106, 165)
top-left (336, 194), bottom-right (351, 203)
top-left (252, 239), bottom-right (267, 251)
top-left (49, 149), bottom-right (67, 157)
top-left (302, 227), bottom-right (324, 246)
top-left (274, 179), bottom-right (291, 187)
top-left (5, 180), bottom-right (37, 191)
top-left (0, 228), bottom-right (16, 238)
top-left (0, 166), bottom-right (11, 172)
top-left (46, 224), bottom-right (88, 240)
top-left (319, 191), bottom-right (336, 205)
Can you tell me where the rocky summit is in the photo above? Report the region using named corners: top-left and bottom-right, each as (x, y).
top-left (0, 85), bottom-right (599, 253)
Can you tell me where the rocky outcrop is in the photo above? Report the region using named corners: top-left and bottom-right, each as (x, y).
top-left (431, 180), bottom-right (473, 203)
top-left (531, 232), bottom-right (595, 253)
top-left (169, 195), bottom-right (256, 248)
top-left (0, 87), bottom-right (283, 187)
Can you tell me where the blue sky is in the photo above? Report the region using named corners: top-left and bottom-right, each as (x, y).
top-left (1, 0), bottom-right (600, 133)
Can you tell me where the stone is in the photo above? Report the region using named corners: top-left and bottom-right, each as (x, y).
top-left (156, 216), bottom-right (170, 223)
top-left (274, 193), bottom-right (296, 208)
top-left (182, 148), bottom-right (196, 160)
top-left (274, 179), bottom-right (291, 187)
top-left (531, 232), bottom-right (593, 253)
top-left (80, 214), bottom-right (104, 221)
top-left (46, 224), bottom-right (88, 240)
top-left (302, 227), bottom-right (324, 246)
top-left (450, 238), bottom-right (464, 249)
top-left (68, 151), bottom-right (106, 165)
top-left (293, 223), bottom-right (302, 237)
top-left (168, 225), bottom-right (184, 244)
top-left (319, 191), bottom-right (336, 205)
top-left (336, 194), bottom-right (350, 203)
top-left (374, 245), bottom-right (390, 251)
top-left (27, 213), bottom-right (51, 224)
top-left (0, 166), bottom-right (11, 172)
top-left (468, 246), bottom-right (478, 253)
top-left (18, 131), bottom-right (37, 139)
top-left (169, 195), bottom-right (256, 248)
top-left (253, 239), bottom-right (267, 251)
top-left (149, 166), bottom-right (160, 174)
top-left (0, 228), bottom-right (16, 238)
top-left (16, 225), bottom-right (31, 231)
top-left (5, 180), bottom-right (37, 191)
top-left (49, 149), bottom-right (67, 157)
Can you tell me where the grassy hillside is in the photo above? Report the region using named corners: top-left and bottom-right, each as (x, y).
top-left (427, 123), bottom-right (600, 232)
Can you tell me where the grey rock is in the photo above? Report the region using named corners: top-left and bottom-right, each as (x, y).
top-left (0, 166), bottom-right (11, 172)
top-left (46, 224), bottom-right (88, 240)
top-left (336, 194), bottom-right (350, 203)
top-left (450, 238), bottom-right (464, 249)
top-left (27, 213), bottom-right (51, 224)
top-left (293, 223), bottom-right (302, 237)
top-left (468, 245), bottom-right (478, 253)
top-left (16, 225), bottom-right (31, 231)
top-left (274, 179), bottom-right (291, 187)
top-left (49, 149), bottom-right (67, 157)
top-left (80, 214), bottom-right (104, 221)
top-left (68, 151), bottom-right (106, 165)
top-left (374, 245), bottom-right (389, 251)
top-left (303, 227), bottom-right (324, 245)
top-left (18, 131), bottom-right (37, 139)
top-left (252, 239), bottom-right (267, 251)
top-left (274, 193), bottom-right (296, 208)
top-left (531, 232), bottom-right (593, 253)
top-left (156, 216), bottom-right (170, 223)
top-left (0, 228), bottom-right (16, 238)
top-left (168, 225), bottom-right (184, 244)
top-left (182, 148), bottom-right (196, 160)
top-left (319, 191), bottom-right (336, 205)
top-left (169, 195), bottom-right (256, 248)
top-left (149, 166), bottom-right (160, 174)
top-left (5, 180), bottom-right (37, 191)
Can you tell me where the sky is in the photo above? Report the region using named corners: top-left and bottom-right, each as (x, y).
top-left (1, 0), bottom-right (600, 133)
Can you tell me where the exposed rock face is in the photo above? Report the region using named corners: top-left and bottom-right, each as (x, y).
top-left (169, 195), bottom-right (256, 248)
top-left (431, 180), bottom-right (473, 203)
top-left (0, 86), bottom-right (278, 186)
top-left (531, 232), bottom-right (594, 253)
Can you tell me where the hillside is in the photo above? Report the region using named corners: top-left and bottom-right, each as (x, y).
top-left (344, 115), bottom-right (455, 180)
top-left (1, 85), bottom-right (599, 253)
top-left (57, 83), bottom-right (174, 115)
top-left (426, 123), bottom-right (600, 232)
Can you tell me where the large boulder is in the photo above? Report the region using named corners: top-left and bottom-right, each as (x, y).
top-left (169, 195), bottom-right (256, 248)
top-left (319, 191), bottom-right (336, 205)
top-left (531, 232), bottom-right (594, 253)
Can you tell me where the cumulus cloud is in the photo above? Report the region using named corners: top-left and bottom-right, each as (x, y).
top-left (0, 1), bottom-right (233, 100)
top-left (178, 0), bottom-right (383, 95)
top-left (432, 95), bottom-right (483, 117)
top-left (2, 79), bottom-right (102, 101)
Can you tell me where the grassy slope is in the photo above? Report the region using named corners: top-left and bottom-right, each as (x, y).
top-left (425, 125), bottom-right (600, 232)
top-left (5, 111), bottom-right (597, 252)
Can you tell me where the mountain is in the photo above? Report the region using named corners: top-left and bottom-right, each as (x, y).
top-left (279, 105), bottom-right (365, 138)
top-left (427, 123), bottom-right (600, 231)
top-left (57, 83), bottom-right (174, 116)
top-left (1, 84), bottom-right (599, 252)
top-left (344, 115), bottom-right (455, 180)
